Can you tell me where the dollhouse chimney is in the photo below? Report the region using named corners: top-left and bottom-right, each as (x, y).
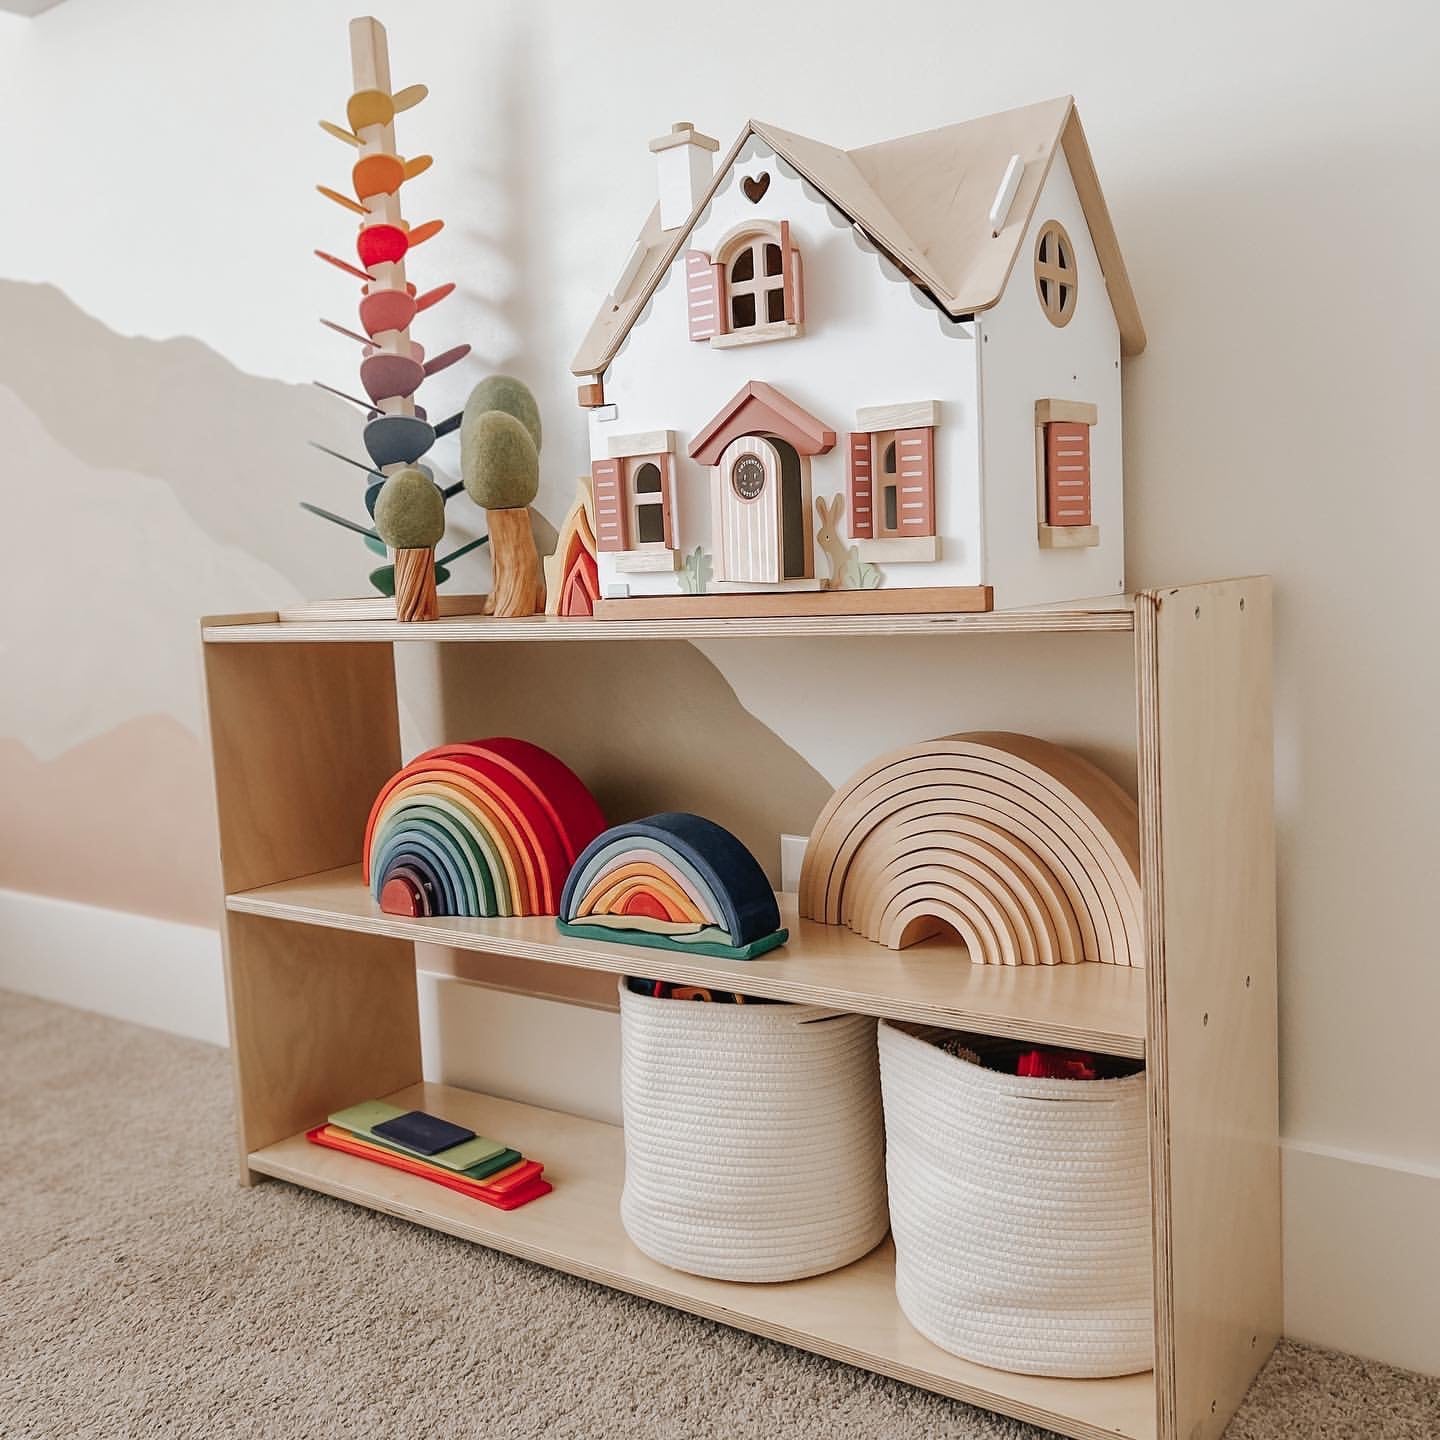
top-left (649, 121), bottom-right (719, 231)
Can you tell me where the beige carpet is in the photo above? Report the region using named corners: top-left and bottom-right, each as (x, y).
top-left (3, 991), bottom-right (1436, 1440)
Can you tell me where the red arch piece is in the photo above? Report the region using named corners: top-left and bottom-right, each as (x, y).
top-left (356, 223), bottom-right (408, 268)
top-left (443, 738), bottom-right (606, 872)
top-left (622, 890), bottom-right (671, 921)
top-left (380, 875), bottom-right (425, 916)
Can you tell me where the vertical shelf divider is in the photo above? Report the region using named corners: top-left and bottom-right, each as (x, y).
top-left (1136, 578), bottom-right (1282, 1440)
top-left (202, 627), bottom-right (421, 1179)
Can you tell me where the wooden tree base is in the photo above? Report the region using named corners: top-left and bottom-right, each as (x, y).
top-left (393, 548), bottom-right (439, 622)
top-left (486, 506), bottom-right (543, 619)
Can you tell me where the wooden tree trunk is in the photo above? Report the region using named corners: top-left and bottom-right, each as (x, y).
top-left (393, 547), bottom-right (438, 622)
top-left (487, 506), bottom-right (543, 618)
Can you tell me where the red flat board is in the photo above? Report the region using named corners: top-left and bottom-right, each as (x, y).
top-left (306, 1125), bottom-right (550, 1209)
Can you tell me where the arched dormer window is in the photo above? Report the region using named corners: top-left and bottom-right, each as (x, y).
top-left (726, 235), bottom-right (786, 329)
top-left (683, 220), bottom-right (804, 350)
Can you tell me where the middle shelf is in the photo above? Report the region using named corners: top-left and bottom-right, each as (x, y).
top-left (228, 866), bottom-right (1148, 1057)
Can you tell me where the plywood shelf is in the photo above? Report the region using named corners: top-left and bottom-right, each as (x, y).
top-left (203, 577), bottom-right (1281, 1440)
top-left (201, 595), bottom-right (1136, 644)
top-left (249, 1080), bottom-right (1156, 1440)
top-left (228, 866), bottom-right (1149, 1058)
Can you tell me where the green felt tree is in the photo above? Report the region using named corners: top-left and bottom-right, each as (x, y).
top-left (461, 378), bottom-right (544, 617)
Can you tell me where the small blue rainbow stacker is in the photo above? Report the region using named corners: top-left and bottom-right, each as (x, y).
top-left (557, 813), bottom-right (788, 961)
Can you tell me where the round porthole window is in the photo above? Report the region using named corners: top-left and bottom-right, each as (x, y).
top-left (1034, 219), bottom-right (1078, 328)
top-left (731, 454), bottom-right (766, 501)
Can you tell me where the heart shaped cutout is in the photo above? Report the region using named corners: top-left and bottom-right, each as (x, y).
top-left (742, 172), bottom-right (770, 203)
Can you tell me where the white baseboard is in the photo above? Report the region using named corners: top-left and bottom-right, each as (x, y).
top-left (0, 887), bottom-right (227, 1045)
top-left (1281, 1139), bottom-right (1440, 1377)
top-left (3, 888), bottom-right (1435, 1376)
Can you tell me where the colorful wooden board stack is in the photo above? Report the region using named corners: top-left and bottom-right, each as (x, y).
top-left (558, 813), bottom-right (787, 960)
top-left (310, 1100), bottom-right (550, 1209)
top-left (363, 738), bottom-right (606, 917)
top-left (800, 732), bottom-right (1143, 964)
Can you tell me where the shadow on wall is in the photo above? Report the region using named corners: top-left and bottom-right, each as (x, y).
top-left (0, 281), bottom-right (494, 925)
top-left (423, 639), bottom-right (833, 1007)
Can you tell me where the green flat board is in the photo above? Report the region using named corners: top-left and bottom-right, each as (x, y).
top-left (556, 921), bottom-right (789, 962)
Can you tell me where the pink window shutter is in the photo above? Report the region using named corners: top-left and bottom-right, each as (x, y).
top-left (684, 250), bottom-right (723, 341)
top-left (895, 427), bottom-right (935, 536)
top-left (590, 458), bottom-right (628, 551)
top-left (779, 220), bottom-right (802, 324)
top-left (659, 453), bottom-right (676, 548)
top-left (847, 433), bottom-right (874, 539)
top-left (1045, 422), bottom-right (1092, 526)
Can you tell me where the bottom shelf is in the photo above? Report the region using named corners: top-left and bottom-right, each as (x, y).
top-left (249, 1082), bottom-right (1156, 1440)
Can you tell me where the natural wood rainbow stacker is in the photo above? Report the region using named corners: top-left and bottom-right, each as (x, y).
top-left (201, 576), bottom-right (1280, 1440)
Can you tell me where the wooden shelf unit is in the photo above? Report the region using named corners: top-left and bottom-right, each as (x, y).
top-left (201, 579), bottom-right (1281, 1440)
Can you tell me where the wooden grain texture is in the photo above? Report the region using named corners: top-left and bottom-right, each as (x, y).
top-left (201, 599), bottom-right (1136, 643)
top-left (201, 636), bottom-right (420, 1180)
top-left (225, 914), bottom-right (421, 1172)
top-left (276, 594), bottom-right (490, 622)
top-left (226, 870), bottom-right (1148, 1058)
top-left (1135, 579), bottom-right (1281, 1440)
top-left (249, 1081), bottom-right (1156, 1440)
top-left (201, 639), bottom-right (401, 893)
top-left (595, 586), bottom-right (994, 621)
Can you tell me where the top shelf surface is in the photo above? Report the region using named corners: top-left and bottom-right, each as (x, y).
top-left (202, 596), bottom-right (1137, 644)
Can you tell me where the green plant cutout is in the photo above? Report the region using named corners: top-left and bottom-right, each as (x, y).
top-left (838, 547), bottom-right (883, 590)
top-left (679, 546), bottom-right (712, 595)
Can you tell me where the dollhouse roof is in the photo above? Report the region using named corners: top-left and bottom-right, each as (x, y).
top-left (571, 96), bottom-right (1145, 378)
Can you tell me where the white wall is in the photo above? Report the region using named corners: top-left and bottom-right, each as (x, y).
top-left (3, 0), bottom-right (1439, 1375)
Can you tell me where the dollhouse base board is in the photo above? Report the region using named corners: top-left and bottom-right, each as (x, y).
top-left (277, 594), bottom-right (491, 623)
top-left (593, 586), bottom-right (994, 621)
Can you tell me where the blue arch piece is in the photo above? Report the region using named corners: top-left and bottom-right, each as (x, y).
top-left (376, 842), bottom-right (461, 914)
top-left (377, 850), bottom-right (449, 914)
top-left (559, 813), bottom-right (780, 947)
top-left (374, 829), bottom-right (467, 914)
top-left (372, 804), bottom-right (493, 915)
top-left (373, 822), bottom-right (469, 912)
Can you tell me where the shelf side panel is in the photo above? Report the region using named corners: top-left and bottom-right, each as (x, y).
top-left (1137, 579), bottom-right (1281, 1440)
top-left (201, 639), bottom-right (401, 892)
top-left (202, 637), bottom-right (419, 1175)
top-left (226, 914), bottom-right (421, 1166)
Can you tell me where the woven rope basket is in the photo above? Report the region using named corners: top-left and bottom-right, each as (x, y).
top-left (619, 984), bottom-right (889, 1282)
top-left (878, 1021), bottom-right (1152, 1377)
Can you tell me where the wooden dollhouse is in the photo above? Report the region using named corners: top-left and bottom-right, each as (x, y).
top-left (570, 97), bottom-right (1145, 619)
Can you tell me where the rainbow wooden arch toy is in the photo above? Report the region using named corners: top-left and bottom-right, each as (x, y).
top-left (364, 739), bottom-right (606, 918)
top-left (558, 814), bottom-right (787, 960)
top-left (799, 732), bottom-right (1143, 966)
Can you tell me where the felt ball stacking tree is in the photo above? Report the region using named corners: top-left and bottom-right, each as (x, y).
top-left (461, 376), bottom-right (546, 618)
top-left (309, 15), bottom-right (475, 620)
